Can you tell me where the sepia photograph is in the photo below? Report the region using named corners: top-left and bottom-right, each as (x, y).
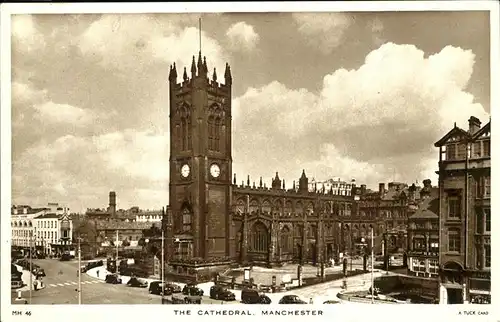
top-left (1, 2), bottom-right (497, 321)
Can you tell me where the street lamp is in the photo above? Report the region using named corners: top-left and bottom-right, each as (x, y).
top-left (77, 236), bottom-right (82, 305)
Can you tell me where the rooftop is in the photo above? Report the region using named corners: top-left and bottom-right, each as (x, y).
top-left (409, 187), bottom-right (439, 219)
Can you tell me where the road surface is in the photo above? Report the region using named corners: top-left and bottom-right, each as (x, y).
top-left (11, 259), bottom-right (237, 305)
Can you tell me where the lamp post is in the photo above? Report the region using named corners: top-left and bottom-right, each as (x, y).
top-left (77, 236), bottom-right (82, 305)
top-left (115, 230), bottom-right (119, 272)
top-left (29, 230), bottom-right (33, 304)
top-left (370, 227), bottom-right (374, 304)
top-left (161, 227), bottom-right (165, 304)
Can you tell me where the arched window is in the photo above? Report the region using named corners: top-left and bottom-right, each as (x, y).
top-left (186, 115), bottom-right (192, 150)
top-left (182, 208), bottom-right (192, 233)
top-left (214, 117), bottom-right (221, 151)
top-left (306, 202), bottom-right (314, 215)
top-left (249, 199), bottom-right (259, 214)
top-left (309, 225), bottom-right (317, 238)
top-left (181, 118), bottom-right (187, 150)
top-left (262, 200), bottom-right (272, 213)
top-left (236, 199), bottom-right (245, 214)
top-left (296, 201), bottom-right (304, 214)
top-left (251, 222), bottom-right (269, 253)
top-left (294, 225), bottom-right (302, 238)
top-left (284, 201), bottom-right (292, 215)
top-left (274, 200), bottom-right (283, 214)
top-left (208, 116), bottom-right (215, 151)
top-left (280, 226), bottom-right (292, 253)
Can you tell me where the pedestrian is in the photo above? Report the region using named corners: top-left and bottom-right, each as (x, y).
top-left (33, 280), bottom-right (38, 291)
top-left (97, 270), bottom-right (100, 278)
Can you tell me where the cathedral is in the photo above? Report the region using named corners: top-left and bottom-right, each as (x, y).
top-left (165, 52), bottom-right (374, 270)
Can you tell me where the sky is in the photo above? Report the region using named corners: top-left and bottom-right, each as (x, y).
top-left (10, 10), bottom-right (491, 212)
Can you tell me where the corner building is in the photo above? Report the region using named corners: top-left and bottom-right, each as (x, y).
top-left (434, 116), bottom-right (491, 304)
top-left (166, 52), bottom-right (360, 267)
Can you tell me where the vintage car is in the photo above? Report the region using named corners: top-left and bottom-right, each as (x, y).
top-left (209, 285), bottom-right (236, 301)
top-left (278, 295), bottom-right (307, 304)
top-left (149, 281), bottom-right (173, 296)
top-left (182, 284), bottom-right (204, 296)
top-left (126, 277), bottom-right (148, 288)
top-left (105, 274), bottom-right (122, 284)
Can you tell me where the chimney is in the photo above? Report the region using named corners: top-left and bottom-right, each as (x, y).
top-left (379, 183), bottom-right (385, 197)
top-left (468, 116), bottom-right (481, 135)
top-left (409, 184), bottom-right (416, 202)
top-left (109, 191), bottom-right (117, 217)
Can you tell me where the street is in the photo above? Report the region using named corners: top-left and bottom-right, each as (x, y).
top-left (11, 259), bottom-right (238, 305)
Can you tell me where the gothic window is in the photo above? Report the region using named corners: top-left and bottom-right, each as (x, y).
top-left (274, 200), bottom-right (283, 214)
top-left (249, 200), bottom-right (259, 214)
top-left (236, 199), bottom-right (245, 214)
top-left (309, 225), bottom-right (317, 239)
top-left (280, 226), bottom-right (292, 253)
top-left (181, 118), bottom-right (187, 150)
top-left (284, 201), bottom-right (292, 215)
top-left (448, 228), bottom-right (461, 252)
top-left (262, 200), bottom-right (272, 214)
top-left (208, 116), bottom-right (216, 151)
top-left (306, 202), bottom-right (314, 215)
top-left (214, 117), bottom-right (221, 151)
top-left (187, 116), bottom-right (192, 150)
top-left (251, 222), bottom-right (269, 253)
top-left (294, 225), bottom-right (302, 238)
top-left (325, 202), bottom-right (331, 214)
top-left (182, 208), bottom-right (192, 233)
top-left (296, 201), bottom-right (304, 214)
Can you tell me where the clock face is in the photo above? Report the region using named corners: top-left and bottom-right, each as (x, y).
top-left (210, 164), bottom-right (220, 178)
top-left (181, 164), bottom-right (190, 178)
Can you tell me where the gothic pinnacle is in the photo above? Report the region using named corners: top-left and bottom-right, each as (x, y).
top-left (212, 68), bottom-right (217, 82)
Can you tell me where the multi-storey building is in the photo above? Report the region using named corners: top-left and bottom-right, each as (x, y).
top-left (308, 178), bottom-right (356, 196)
top-left (406, 181), bottom-right (440, 278)
top-left (33, 203), bottom-right (72, 255)
top-left (11, 205), bottom-right (46, 250)
top-left (356, 182), bottom-right (411, 255)
top-left (434, 116), bottom-right (491, 304)
top-left (136, 210), bottom-right (163, 223)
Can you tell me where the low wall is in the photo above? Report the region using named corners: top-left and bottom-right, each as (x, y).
top-left (374, 274), bottom-right (439, 299)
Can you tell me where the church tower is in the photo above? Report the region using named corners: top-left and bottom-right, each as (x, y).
top-left (168, 52), bottom-right (233, 260)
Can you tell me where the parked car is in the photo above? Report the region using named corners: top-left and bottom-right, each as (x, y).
top-left (241, 288), bottom-right (271, 304)
top-left (127, 277), bottom-right (148, 288)
top-left (165, 283), bottom-right (182, 293)
top-left (323, 300), bottom-right (340, 304)
top-left (149, 281), bottom-right (173, 296)
top-left (279, 295), bottom-right (307, 304)
top-left (105, 274), bottom-right (122, 284)
top-left (182, 284), bottom-right (204, 296)
top-left (209, 285), bottom-right (236, 301)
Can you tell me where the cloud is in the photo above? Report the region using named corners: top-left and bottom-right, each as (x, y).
top-left (34, 102), bottom-right (94, 125)
top-left (292, 13), bottom-right (353, 54)
top-left (225, 21), bottom-right (260, 51)
top-left (78, 14), bottom-right (229, 75)
top-left (232, 43), bottom-right (489, 188)
top-left (11, 15), bottom-right (46, 53)
top-left (13, 130), bottom-right (169, 211)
